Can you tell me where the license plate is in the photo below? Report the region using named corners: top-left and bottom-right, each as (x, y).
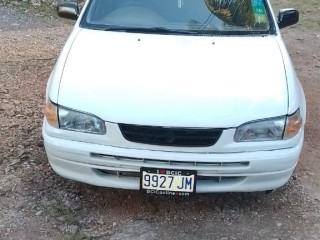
top-left (140, 168), bottom-right (197, 196)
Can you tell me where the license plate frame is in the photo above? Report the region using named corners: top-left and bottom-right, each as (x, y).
top-left (140, 167), bottom-right (197, 196)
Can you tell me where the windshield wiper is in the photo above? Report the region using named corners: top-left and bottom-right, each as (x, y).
top-left (104, 26), bottom-right (198, 35)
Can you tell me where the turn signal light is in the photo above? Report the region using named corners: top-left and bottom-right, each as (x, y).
top-left (44, 101), bottom-right (58, 128)
top-left (284, 109), bottom-right (302, 139)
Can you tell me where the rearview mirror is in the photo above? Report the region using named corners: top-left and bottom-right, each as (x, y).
top-left (278, 8), bottom-right (299, 29)
top-left (57, 1), bottom-right (79, 20)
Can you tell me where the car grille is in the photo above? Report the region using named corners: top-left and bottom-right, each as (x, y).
top-left (118, 124), bottom-right (223, 147)
top-left (90, 153), bottom-right (250, 170)
top-left (96, 169), bottom-right (245, 183)
top-left (91, 153), bottom-right (249, 186)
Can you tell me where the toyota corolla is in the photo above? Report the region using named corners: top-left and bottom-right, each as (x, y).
top-left (43, 0), bottom-right (306, 195)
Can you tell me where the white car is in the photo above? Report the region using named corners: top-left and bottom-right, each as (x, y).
top-left (43, 0), bottom-right (306, 195)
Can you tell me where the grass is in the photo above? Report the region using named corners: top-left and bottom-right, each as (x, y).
top-left (12, 1), bottom-right (74, 25)
top-left (60, 231), bottom-right (88, 240)
top-left (38, 199), bottom-right (90, 240)
top-left (12, 1), bottom-right (57, 18)
top-left (38, 199), bottom-right (80, 225)
top-left (270, 0), bottom-right (320, 30)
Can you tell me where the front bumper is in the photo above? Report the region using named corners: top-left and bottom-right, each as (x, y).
top-left (42, 127), bottom-right (303, 193)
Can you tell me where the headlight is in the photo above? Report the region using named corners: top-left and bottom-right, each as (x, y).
top-left (234, 109), bottom-right (302, 142)
top-left (234, 117), bottom-right (285, 142)
top-left (44, 101), bottom-right (106, 134)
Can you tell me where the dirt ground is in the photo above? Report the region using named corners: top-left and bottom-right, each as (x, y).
top-left (0, 1), bottom-right (319, 239)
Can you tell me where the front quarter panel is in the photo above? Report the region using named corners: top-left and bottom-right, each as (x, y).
top-left (46, 27), bottom-right (82, 103)
top-left (46, 0), bottom-right (91, 103)
top-left (266, 0), bottom-right (306, 123)
top-left (276, 35), bottom-right (306, 124)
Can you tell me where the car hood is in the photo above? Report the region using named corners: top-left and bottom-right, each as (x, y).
top-left (58, 29), bottom-right (288, 128)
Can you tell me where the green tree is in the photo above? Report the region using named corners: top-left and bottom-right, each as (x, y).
top-left (204, 0), bottom-right (255, 26)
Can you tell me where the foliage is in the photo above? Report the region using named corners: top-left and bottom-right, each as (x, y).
top-left (204, 0), bottom-right (256, 26)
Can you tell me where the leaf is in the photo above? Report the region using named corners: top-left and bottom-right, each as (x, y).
top-left (204, 0), bottom-right (255, 27)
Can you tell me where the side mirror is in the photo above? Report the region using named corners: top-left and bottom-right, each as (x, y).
top-left (278, 8), bottom-right (299, 29)
top-left (57, 1), bottom-right (80, 20)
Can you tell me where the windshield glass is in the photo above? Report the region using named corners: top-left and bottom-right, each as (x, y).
top-left (81, 0), bottom-right (272, 35)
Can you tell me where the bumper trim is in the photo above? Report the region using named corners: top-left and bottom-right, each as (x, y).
top-left (47, 153), bottom-right (296, 193)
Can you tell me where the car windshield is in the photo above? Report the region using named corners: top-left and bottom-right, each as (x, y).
top-left (81, 0), bottom-right (272, 35)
